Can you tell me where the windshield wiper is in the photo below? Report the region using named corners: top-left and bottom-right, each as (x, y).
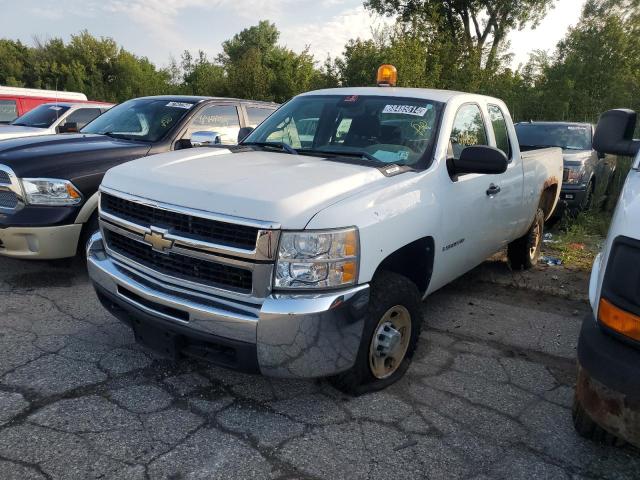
top-left (299, 149), bottom-right (379, 163)
top-left (243, 142), bottom-right (298, 155)
top-left (10, 123), bottom-right (27, 127)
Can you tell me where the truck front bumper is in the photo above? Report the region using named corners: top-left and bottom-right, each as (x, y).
top-left (0, 224), bottom-right (82, 259)
top-left (87, 232), bottom-right (370, 378)
top-left (576, 314), bottom-right (640, 447)
top-left (556, 184), bottom-right (589, 214)
top-left (0, 204), bottom-right (83, 259)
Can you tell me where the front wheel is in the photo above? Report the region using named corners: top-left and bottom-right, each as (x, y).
top-left (329, 271), bottom-right (422, 395)
top-left (507, 208), bottom-right (544, 270)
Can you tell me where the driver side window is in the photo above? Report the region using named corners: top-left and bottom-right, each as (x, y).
top-left (449, 104), bottom-right (488, 160)
top-left (183, 105), bottom-right (240, 145)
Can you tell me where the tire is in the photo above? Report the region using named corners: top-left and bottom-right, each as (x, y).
top-left (507, 208), bottom-right (544, 270)
top-left (583, 180), bottom-right (594, 211)
top-left (78, 211), bottom-right (99, 258)
top-left (572, 395), bottom-right (625, 447)
top-left (329, 271), bottom-right (422, 395)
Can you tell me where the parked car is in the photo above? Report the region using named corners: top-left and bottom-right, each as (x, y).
top-left (0, 86), bottom-right (89, 124)
top-left (0, 102), bottom-right (114, 141)
top-left (86, 66), bottom-right (563, 393)
top-left (0, 96), bottom-right (278, 259)
top-left (515, 121), bottom-right (616, 214)
top-left (573, 109), bottom-right (640, 448)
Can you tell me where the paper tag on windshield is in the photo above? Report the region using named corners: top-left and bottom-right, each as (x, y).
top-left (567, 126), bottom-right (588, 130)
top-left (166, 102), bottom-right (193, 109)
top-left (49, 106), bottom-right (63, 111)
top-left (382, 104), bottom-right (429, 116)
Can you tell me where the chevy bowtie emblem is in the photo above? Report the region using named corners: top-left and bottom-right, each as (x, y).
top-left (143, 228), bottom-right (174, 253)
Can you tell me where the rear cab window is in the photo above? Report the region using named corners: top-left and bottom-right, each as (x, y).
top-left (488, 104), bottom-right (512, 159)
top-left (0, 100), bottom-right (18, 124)
top-left (246, 106), bottom-right (275, 128)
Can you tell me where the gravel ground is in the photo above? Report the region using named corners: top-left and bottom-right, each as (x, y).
top-left (0, 256), bottom-right (638, 480)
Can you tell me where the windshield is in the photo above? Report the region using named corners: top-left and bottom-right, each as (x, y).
top-left (243, 95), bottom-right (442, 167)
top-left (515, 123), bottom-right (592, 151)
top-left (81, 99), bottom-right (196, 142)
top-left (11, 104), bottom-right (70, 128)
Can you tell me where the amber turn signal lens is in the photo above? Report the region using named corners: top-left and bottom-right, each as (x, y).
top-left (377, 64), bottom-right (398, 87)
top-left (599, 298), bottom-right (640, 342)
top-left (65, 183), bottom-right (81, 199)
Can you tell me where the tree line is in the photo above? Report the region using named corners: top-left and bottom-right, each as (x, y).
top-left (1, 0), bottom-right (638, 123)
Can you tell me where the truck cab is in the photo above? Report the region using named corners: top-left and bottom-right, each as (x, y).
top-left (87, 69), bottom-right (562, 393)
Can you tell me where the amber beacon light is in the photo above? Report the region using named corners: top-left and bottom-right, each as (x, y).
top-left (376, 64), bottom-right (398, 87)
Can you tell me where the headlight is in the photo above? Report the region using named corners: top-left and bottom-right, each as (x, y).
top-left (274, 228), bottom-right (359, 289)
top-left (20, 178), bottom-right (82, 206)
top-left (563, 165), bottom-right (586, 185)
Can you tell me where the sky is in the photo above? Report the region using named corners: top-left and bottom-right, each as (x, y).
top-left (0, 0), bottom-right (586, 70)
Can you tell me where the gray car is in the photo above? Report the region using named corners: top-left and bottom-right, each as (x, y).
top-left (515, 121), bottom-right (616, 214)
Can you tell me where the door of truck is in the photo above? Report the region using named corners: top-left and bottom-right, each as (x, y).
top-left (439, 103), bottom-right (503, 278)
top-left (486, 104), bottom-right (524, 245)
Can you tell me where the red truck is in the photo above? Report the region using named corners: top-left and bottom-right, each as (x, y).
top-left (0, 86), bottom-right (90, 124)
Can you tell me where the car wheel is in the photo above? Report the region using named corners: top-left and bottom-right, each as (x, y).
top-left (572, 395), bottom-right (625, 446)
top-left (507, 208), bottom-right (544, 270)
top-left (329, 271), bottom-right (422, 395)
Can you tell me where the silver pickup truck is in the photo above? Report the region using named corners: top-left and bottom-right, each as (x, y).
top-left (515, 121), bottom-right (616, 213)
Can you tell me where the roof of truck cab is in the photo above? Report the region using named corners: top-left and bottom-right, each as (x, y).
top-left (300, 87), bottom-right (501, 104)
top-left (131, 95), bottom-right (279, 106)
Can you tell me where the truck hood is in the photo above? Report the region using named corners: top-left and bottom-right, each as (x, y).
top-left (103, 148), bottom-right (387, 229)
top-left (0, 125), bottom-right (50, 140)
top-left (0, 134), bottom-right (151, 179)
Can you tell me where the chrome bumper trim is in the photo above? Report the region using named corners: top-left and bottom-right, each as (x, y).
top-left (88, 231), bottom-right (370, 378)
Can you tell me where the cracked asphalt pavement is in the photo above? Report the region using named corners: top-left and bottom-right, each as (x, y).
top-left (0, 256), bottom-right (638, 480)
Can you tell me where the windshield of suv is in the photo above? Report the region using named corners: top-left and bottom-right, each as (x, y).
top-left (81, 98), bottom-right (196, 142)
top-left (515, 123), bottom-right (592, 151)
top-left (10, 104), bottom-right (71, 128)
top-left (242, 95), bottom-right (442, 167)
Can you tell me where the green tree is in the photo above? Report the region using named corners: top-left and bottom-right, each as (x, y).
top-left (365, 0), bottom-right (556, 70)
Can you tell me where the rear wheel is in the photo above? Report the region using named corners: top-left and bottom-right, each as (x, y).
top-left (572, 395), bottom-right (625, 447)
top-left (330, 271), bottom-right (422, 395)
top-left (507, 208), bottom-right (544, 270)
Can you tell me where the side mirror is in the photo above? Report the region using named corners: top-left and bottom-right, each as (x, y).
top-left (593, 109), bottom-right (640, 156)
top-left (58, 122), bottom-right (79, 134)
top-left (238, 126), bottom-right (254, 143)
top-left (190, 131), bottom-right (222, 147)
top-left (451, 145), bottom-right (508, 176)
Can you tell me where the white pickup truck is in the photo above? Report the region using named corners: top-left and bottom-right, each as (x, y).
top-left (87, 78), bottom-right (563, 393)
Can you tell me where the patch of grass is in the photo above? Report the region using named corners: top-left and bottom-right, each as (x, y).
top-left (544, 155), bottom-right (633, 270)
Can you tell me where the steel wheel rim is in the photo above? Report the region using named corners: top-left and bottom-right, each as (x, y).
top-left (529, 220), bottom-right (541, 259)
top-left (368, 305), bottom-right (412, 379)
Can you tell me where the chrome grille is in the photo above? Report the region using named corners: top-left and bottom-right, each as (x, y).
top-left (0, 191), bottom-right (18, 209)
top-left (105, 230), bottom-right (253, 293)
top-left (101, 192), bottom-right (259, 250)
top-left (0, 171), bottom-right (9, 184)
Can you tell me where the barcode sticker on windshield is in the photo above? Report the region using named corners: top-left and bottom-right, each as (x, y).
top-left (382, 105), bottom-right (429, 116)
top-left (49, 106), bottom-right (63, 111)
top-left (166, 102), bottom-right (193, 109)
top-left (567, 126), bottom-right (588, 130)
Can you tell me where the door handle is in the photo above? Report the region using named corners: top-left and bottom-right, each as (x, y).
top-left (486, 184), bottom-right (501, 196)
